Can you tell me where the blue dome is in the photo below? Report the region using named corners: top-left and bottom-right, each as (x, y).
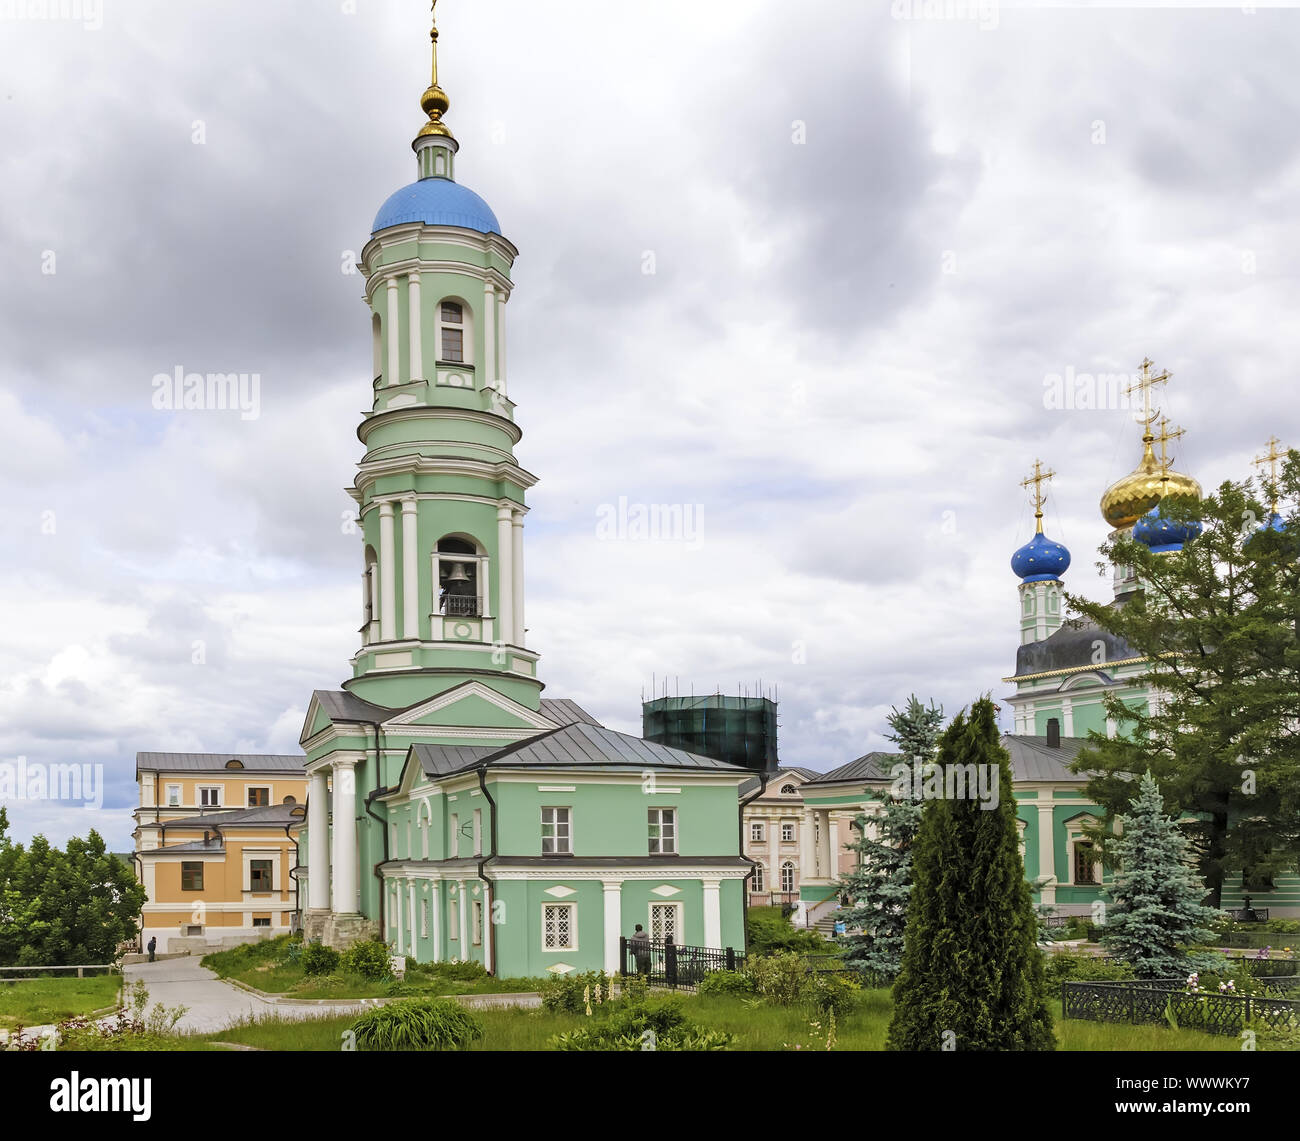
top-left (1011, 531), bottom-right (1071, 582)
top-left (1133, 503), bottom-right (1203, 553)
top-left (1262, 512), bottom-right (1287, 533)
top-left (372, 177), bottom-right (501, 235)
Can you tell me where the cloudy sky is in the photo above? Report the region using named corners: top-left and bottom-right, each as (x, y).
top-left (2, 0), bottom-right (1298, 849)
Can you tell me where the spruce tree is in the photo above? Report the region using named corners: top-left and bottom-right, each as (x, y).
top-left (1101, 771), bottom-right (1219, 978)
top-left (835, 696), bottom-right (942, 977)
top-left (888, 697), bottom-right (1055, 1051)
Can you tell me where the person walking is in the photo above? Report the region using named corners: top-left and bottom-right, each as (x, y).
top-left (147, 936), bottom-right (157, 963)
top-left (628, 923), bottom-right (651, 976)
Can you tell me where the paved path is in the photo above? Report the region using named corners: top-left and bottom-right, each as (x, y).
top-left (122, 959), bottom-right (376, 1033)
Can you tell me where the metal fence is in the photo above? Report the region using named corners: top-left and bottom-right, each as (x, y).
top-left (1062, 979), bottom-right (1300, 1035)
top-left (618, 938), bottom-right (744, 991)
top-left (0, 964), bottom-right (118, 979)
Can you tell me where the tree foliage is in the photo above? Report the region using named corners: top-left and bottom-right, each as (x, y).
top-left (0, 807), bottom-right (146, 966)
top-left (835, 695), bottom-right (943, 976)
top-left (888, 698), bottom-right (1055, 1051)
top-left (1067, 451), bottom-right (1300, 906)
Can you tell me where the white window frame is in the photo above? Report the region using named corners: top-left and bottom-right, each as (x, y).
top-left (542, 902), bottom-right (577, 951)
top-left (649, 901), bottom-right (683, 944)
top-left (541, 807), bottom-right (572, 855)
top-left (752, 862), bottom-right (765, 893)
top-left (245, 785), bottom-right (271, 808)
top-left (436, 298), bottom-right (474, 366)
top-left (648, 807), bottom-right (677, 855)
top-left (420, 896), bottom-right (429, 938)
top-left (165, 784), bottom-right (182, 807)
top-left (198, 785), bottom-right (222, 808)
top-left (449, 814), bottom-right (458, 859)
top-left (780, 861), bottom-right (796, 893)
top-left (750, 821), bottom-right (764, 843)
top-left (780, 784), bottom-right (797, 795)
top-left (781, 822), bottom-right (795, 842)
top-left (473, 808), bottom-right (482, 857)
top-left (472, 900), bottom-right (483, 946)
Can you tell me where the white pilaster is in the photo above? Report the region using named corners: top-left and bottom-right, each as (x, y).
top-left (702, 879), bottom-right (722, 950)
top-left (308, 769), bottom-right (330, 910)
top-left (768, 820), bottom-right (779, 891)
top-left (430, 883), bottom-right (441, 962)
top-left (602, 880), bottom-right (622, 974)
top-left (482, 883), bottom-right (494, 974)
top-left (401, 497), bottom-right (419, 640)
top-left (386, 276), bottom-right (401, 386)
top-left (799, 808), bottom-right (814, 880)
top-left (820, 810), bottom-right (834, 880)
top-left (483, 280), bottom-right (497, 387)
top-left (332, 760), bottom-right (358, 914)
top-left (393, 879), bottom-right (402, 950)
top-left (407, 880), bottom-right (417, 957)
top-left (458, 881), bottom-right (468, 951)
top-left (408, 272), bottom-right (423, 383)
top-left (511, 511), bottom-right (525, 646)
top-left (1036, 799), bottom-right (1056, 905)
top-left (496, 289), bottom-right (508, 398)
top-left (379, 502), bottom-right (396, 642)
top-left (496, 504), bottom-right (514, 646)
top-left (1062, 696), bottom-right (1075, 737)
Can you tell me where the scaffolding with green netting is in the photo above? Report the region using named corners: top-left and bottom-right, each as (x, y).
top-left (641, 695), bottom-right (778, 775)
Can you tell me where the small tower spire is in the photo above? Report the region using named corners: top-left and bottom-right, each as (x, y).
top-left (1154, 416), bottom-right (1187, 494)
top-left (1254, 435), bottom-right (1286, 517)
top-left (412, 1), bottom-right (460, 179)
top-left (1020, 458), bottom-right (1056, 534)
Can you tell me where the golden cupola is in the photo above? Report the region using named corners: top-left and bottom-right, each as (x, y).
top-left (1098, 358), bottom-right (1201, 530)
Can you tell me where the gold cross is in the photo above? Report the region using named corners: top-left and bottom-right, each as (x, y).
top-left (1254, 435), bottom-right (1286, 515)
top-left (1125, 356), bottom-right (1172, 432)
top-left (1021, 459), bottom-right (1056, 532)
top-left (1154, 416), bottom-right (1186, 478)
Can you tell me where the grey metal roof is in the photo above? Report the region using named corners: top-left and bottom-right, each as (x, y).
top-left (410, 722), bottom-right (750, 781)
top-left (1001, 734), bottom-right (1091, 783)
top-left (162, 803), bottom-right (305, 830)
top-left (135, 752), bottom-right (306, 775)
top-left (738, 765), bottom-right (820, 797)
top-left (805, 751), bottom-right (900, 785)
top-left (539, 698), bottom-right (604, 728)
top-left (491, 856), bottom-right (750, 869)
top-left (311, 689), bottom-right (393, 723)
top-left (1012, 612), bottom-right (1140, 679)
top-left (140, 839), bottom-right (225, 855)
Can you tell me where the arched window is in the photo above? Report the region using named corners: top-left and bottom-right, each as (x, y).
top-left (438, 301), bottom-right (468, 364)
top-left (372, 312), bottom-right (383, 383)
top-left (751, 862), bottom-right (764, 894)
top-left (780, 861), bottom-right (796, 893)
top-left (780, 783), bottom-right (797, 795)
top-left (362, 546), bottom-right (379, 642)
top-left (436, 537), bottom-right (481, 617)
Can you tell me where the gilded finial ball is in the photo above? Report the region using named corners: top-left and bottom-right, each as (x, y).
top-left (421, 83), bottom-right (450, 119)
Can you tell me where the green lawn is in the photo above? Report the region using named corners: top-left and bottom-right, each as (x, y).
top-left (187, 991), bottom-right (1240, 1052)
top-left (0, 974), bottom-right (121, 1030)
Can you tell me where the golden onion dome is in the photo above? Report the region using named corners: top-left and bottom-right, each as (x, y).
top-left (1100, 435), bottom-right (1202, 529)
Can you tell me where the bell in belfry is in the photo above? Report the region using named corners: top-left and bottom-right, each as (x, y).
top-left (445, 562), bottom-right (470, 582)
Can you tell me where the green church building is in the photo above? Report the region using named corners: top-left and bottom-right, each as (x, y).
top-left (295, 9), bottom-right (754, 975)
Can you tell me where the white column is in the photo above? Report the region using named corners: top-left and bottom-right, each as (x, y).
top-left (407, 881), bottom-right (417, 957)
top-left (768, 818), bottom-right (779, 892)
top-left (602, 880), bottom-right (622, 974)
top-left (482, 883), bottom-right (494, 974)
top-left (379, 502), bottom-right (396, 642)
top-left (496, 290), bottom-right (508, 399)
top-left (308, 769), bottom-right (330, 910)
top-left (702, 879), bottom-right (722, 950)
top-left (458, 881), bottom-right (468, 950)
top-left (496, 505), bottom-right (514, 646)
top-left (332, 760), bottom-right (358, 914)
top-left (401, 497), bottom-right (419, 640)
top-left (430, 883), bottom-right (441, 962)
top-left (408, 272), bottom-right (423, 383)
top-left (1036, 800), bottom-right (1057, 905)
top-left (511, 511), bottom-right (525, 646)
top-left (820, 810), bottom-right (834, 880)
top-left (386, 276), bottom-right (401, 386)
top-left (799, 808), bottom-right (815, 880)
top-left (483, 280), bottom-right (497, 388)
top-left (1061, 696), bottom-right (1075, 737)
top-left (393, 878), bottom-right (403, 950)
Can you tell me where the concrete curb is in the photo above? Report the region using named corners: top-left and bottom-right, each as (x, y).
top-left (219, 976), bottom-right (541, 1009)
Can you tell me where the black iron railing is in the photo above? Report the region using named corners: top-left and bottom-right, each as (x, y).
top-left (440, 595), bottom-right (482, 617)
top-left (1225, 907), bottom-right (1270, 922)
top-left (1062, 979), bottom-right (1300, 1035)
top-left (619, 938), bottom-right (744, 991)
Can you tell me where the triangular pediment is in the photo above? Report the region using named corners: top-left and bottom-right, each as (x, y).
top-left (383, 681), bottom-right (557, 735)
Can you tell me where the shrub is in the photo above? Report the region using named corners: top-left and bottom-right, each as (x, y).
top-left (340, 939), bottom-right (393, 981)
top-left (698, 969), bottom-right (755, 997)
top-left (745, 952), bottom-right (808, 1006)
top-left (349, 998), bottom-right (484, 1051)
top-left (802, 972), bottom-right (860, 1017)
top-left (549, 994), bottom-right (733, 1051)
top-left (409, 958), bottom-right (489, 981)
top-left (1267, 920), bottom-right (1300, 935)
top-left (746, 907), bottom-right (826, 955)
top-left (539, 970), bottom-right (611, 1014)
top-left (1043, 951), bottom-right (1135, 983)
top-left (301, 941), bottom-right (340, 977)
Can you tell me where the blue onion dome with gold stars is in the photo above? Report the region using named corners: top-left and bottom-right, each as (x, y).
top-left (1012, 530), bottom-right (1072, 582)
top-left (1132, 503), bottom-right (1203, 554)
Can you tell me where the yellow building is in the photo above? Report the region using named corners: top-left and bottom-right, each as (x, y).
top-left (134, 753), bottom-right (307, 953)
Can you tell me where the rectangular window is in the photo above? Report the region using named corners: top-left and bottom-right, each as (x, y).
top-left (247, 787), bottom-right (270, 807)
top-left (473, 809), bottom-right (482, 856)
top-left (543, 903), bottom-right (576, 951)
top-left (1073, 842), bottom-right (1097, 886)
top-left (750, 821), bottom-right (764, 843)
top-left (166, 784), bottom-right (181, 807)
top-left (181, 862), bottom-right (204, 891)
top-left (449, 814), bottom-right (458, 858)
top-left (252, 916), bottom-right (271, 928)
top-left (249, 860), bottom-right (273, 892)
top-left (198, 786), bottom-right (222, 808)
top-left (541, 807), bottom-right (571, 855)
top-left (649, 902), bottom-right (680, 944)
top-left (648, 808), bottom-right (677, 855)
top-left (421, 898), bottom-right (429, 938)
top-left (781, 822), bottom-right (795, 842)
top-left (442, 326), bottom-right (464, 363)
top-left (472, 900), bottom-right (483, 946)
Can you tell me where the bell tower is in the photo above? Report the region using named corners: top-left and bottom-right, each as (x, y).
top-left (346, 0), bottom-right (541, 710)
